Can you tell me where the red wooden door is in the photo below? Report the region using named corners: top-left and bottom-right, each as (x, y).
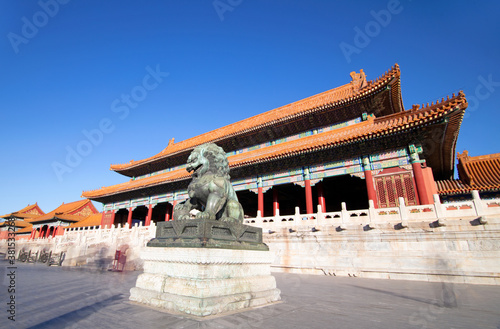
top-left (375, 173), bottom-right (417, 208)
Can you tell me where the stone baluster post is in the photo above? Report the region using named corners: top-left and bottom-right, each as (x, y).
top-left (368, 199), bottom-right (376, 224)
top-left (398, 197), bottom-right (408, 227)
top-left (472, 190), bottom-right (485, 217)
top-left (317, 204), bottom-right (324, 223)
top-left (151, 221), bottom-right (157, 238)
top-left (295, 206), bottom-right (301, 222)
top-left (433, 194), bottom-right (444, 219)
top-left (341, 202), bottom-right (349, 227)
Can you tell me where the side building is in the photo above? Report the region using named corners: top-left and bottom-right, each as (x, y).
top-left (0, 204), bottom-right (45, 240)
top-left (82, 65), bottom-right (468, 227)
top-left (15, 199), bottom-right (99, 239)
top-left (437, 151), bottom-right (500, 201)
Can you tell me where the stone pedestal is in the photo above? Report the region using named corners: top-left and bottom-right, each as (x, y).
top-left (147, 220), bottom-right (268, 251)
top-left (129, 247), bottom-right (281, 317)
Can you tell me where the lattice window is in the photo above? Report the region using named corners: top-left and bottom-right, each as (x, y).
top-left (386, 179), bottom-right (396, 206)
top-left (403, 174), bottom-right (417, 205)
top-left (376, 178), bottom-right (387, 207)
top-left (395, 176), bottom-right (404, 201)
top-left (375, 172), bottom-right (418, 208)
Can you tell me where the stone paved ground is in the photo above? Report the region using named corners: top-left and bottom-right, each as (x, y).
top-left (1, 260), bottom-right (500, 329)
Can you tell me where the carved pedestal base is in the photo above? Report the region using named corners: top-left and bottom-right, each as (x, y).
top-left (147, 220), bottom-right (268, 251)
top-left (129, 247), bottom-right (281, 317)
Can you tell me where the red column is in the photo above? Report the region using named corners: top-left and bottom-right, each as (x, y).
top-left (110, 211), bottom-right (116, 227)
top-left (172, 201), bottom-right (177, 220)
top-left (127, 208), bottom-right (133, 227)
top-left (165, 204), bottom-right (171, 221)
top-left (273, 188), bottom-right (279, 216)
top-left (29, 229), bottom-right (35, 240)
top-left (305, 179), bottom-right (313, 214)
top-left (101, 212), bottom-right (107, 227)
top-left (258, 186), bottom-right (264, 216)
top-left (364, 170), bottom-right (378, 208)
top-left (412, 162), bottom-right (432, 205)
top-left (423, 167), bottom-right (438, 196)
top-left (145, 204), bottom-right (153, 226)
top-left (317, 181), bottom-right (326, 212)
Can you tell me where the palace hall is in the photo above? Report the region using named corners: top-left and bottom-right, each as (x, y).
top-left (82, 64), bottom-right (471, 227)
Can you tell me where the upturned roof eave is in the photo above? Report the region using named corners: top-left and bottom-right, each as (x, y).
top-left (109, 66), bottom-right (402, 176)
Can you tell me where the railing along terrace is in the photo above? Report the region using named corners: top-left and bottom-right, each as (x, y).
top-left (244, 191), bottom-right (500, 230)
top-left (13, 190), bottom-right (500, 244)
top-left (27, 221), bottom-right (157, 246)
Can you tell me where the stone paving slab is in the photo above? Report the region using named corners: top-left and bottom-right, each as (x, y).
top-left (1, 260), bottom-right (500, 328)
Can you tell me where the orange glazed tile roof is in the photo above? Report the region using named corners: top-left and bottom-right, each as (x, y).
top-left (29, 199), bottom-right (97, 223)
top-left (437, 151), bottom-right (500, 194)
top-left (83, 92), bottom-right (466, 200)
top-left (0, 220), bottom-right (33, 229)
top-left (229, 92), bottom-right (466, 168)
top-left (66, 213), bottom-right (103, 229)
top-left (457, 151), bottom-right (500, 187)
top-left (109, 65), bottom-right (402, 173)
top-left (15, 225), bottom-right (34, 234)
top-left (1, 203), bottom-right (45, 220)
top-left (83, 168), bottom-right (191, 198)
top-left (435, 179), bottom-right (472, 195)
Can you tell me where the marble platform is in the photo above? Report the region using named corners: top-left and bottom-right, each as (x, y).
top-left (129, 247), bottom-right (281, 317)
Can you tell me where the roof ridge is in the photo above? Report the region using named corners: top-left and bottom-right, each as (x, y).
top-left (109, 65), bottom-right (401, 173)
top-left (373, 91), bottom-right (466, 123)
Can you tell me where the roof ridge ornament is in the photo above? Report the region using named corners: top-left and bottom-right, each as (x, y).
top-left (349, 69), bottom-right (367, 90)
top-left (161, 137), bottom-right (175, 153)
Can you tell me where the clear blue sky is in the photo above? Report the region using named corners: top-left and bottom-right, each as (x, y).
top-left (1, 0), bottom-right (499, 216)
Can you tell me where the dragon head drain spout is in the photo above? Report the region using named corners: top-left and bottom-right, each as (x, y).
top-left (173, 143), bottom-right (244, 223)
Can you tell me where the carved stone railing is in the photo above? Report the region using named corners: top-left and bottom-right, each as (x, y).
top-left (244, 191), bottom-right (500, 230)
top-left (3, 191), bottom-right (499, 249)
top-left (55, 222), bottom-right (157, 247)
top-left (1, 222), bottom-right (158, 268)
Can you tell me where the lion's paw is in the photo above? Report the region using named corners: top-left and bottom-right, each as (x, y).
top-left (195, 211), bottom-right (213, 220)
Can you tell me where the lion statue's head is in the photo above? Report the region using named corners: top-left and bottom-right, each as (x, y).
top-left (186, 143), bottom-right (230, 179)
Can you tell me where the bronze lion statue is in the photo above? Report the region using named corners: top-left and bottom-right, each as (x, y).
top-left (173, 143), bottom-right (244, 223)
